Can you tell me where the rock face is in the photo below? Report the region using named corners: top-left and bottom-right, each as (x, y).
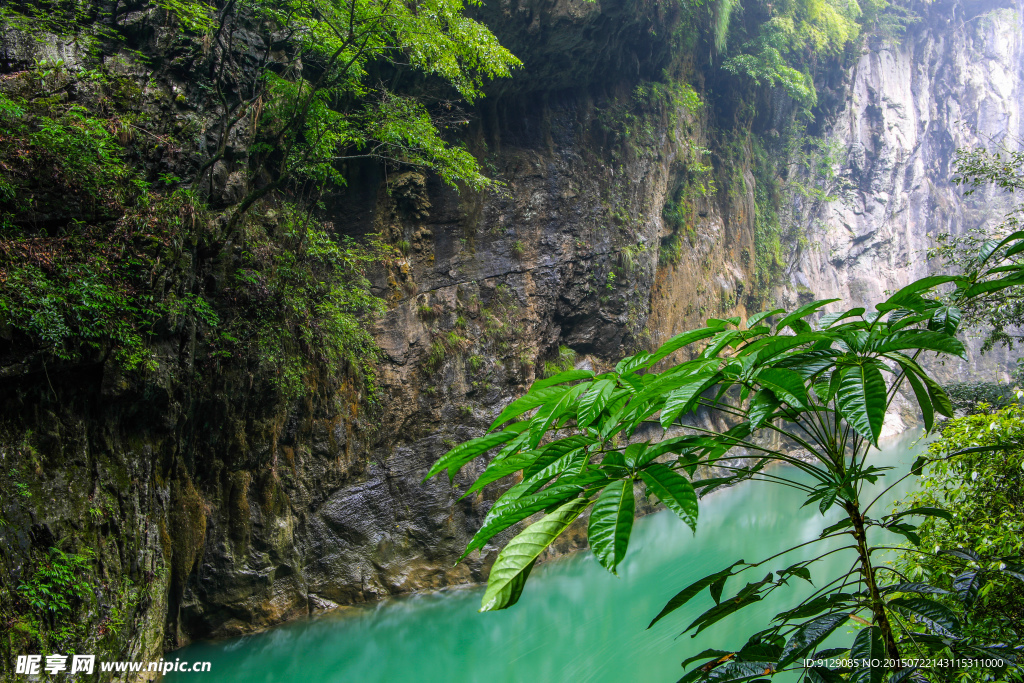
top-left (1, 0), bottom-right (1022, 671)
top-left (185, 84), bottom-right (743, 637)
top-left (784, 0), bottom-right (1024, 379)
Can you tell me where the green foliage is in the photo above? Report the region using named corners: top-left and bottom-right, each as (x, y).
top-left (748, 125), bottom-right (846, 294)
top-left (895, 403), bottom-right (1024, 657)
top-left (752, 136), bottom-right (785, 291)
top-left (218, 208), bottom-right (388, 400)
top-left (718, 0), bottom-right (913, 109)
top-left (721, 0), bottom-right (862, 108)
top-left (158, 0), bottom-right (523, 230)
top-left (429, 247), bottom-right (1024, 678)
top-left (18, 547), bottom-right (94, 617)
top-left (930, 146), bottom-right (1024, 351)
top-left (541, 345), bottom-right (577, 379)
top-left (941, 381), bottom-right (1016, 416)
top-left (0, 86), bottom-right (192, 370)
top-left (660, 143), bottom-right (715, 264)
top-left (0, 61), bottom-right (388, 396)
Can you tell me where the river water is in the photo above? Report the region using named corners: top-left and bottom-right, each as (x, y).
top-left (167, 430), bottom-right (925, 683)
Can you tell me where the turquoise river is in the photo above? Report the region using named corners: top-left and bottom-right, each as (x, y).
top-left (167, 429), bottom-right (926, 683)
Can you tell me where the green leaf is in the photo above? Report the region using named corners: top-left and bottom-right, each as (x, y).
top-left (462, 482), bottom-right (584, 559)
top-left (978, 229), bottom-right (1024, 265)
top-left (885, 523), bottom-right (921, 546)
top-left (709, 574), bottom-right (728, 604)
top-left (849, 627), bottom-right (884, 683)
top-left (748, 390), bottom-right (781, 430)
top-left (819, 308), bottom-right (865, 328)
top-left (835, 363), bottom-right (887, 446)
top-left (887, 597), bottom-right (961, 637)
top-left (738, 640), bottom-right (783, 662)
top-left (998, 562), bottom-right (1024, 582)
top-left (780, 565), bottom-right (812, 584)
top-left (660, 374), bottom-right (720, 428)
top-left (631, 360), bottom-right (721, 407)
top-left (640, 463), bottom-right (698, 531)
top-left (870, 330), bottom-right (966, 359)
top-left (702, 330), bottom-right (743, 358)
top-left (684, 575), bottom-right (773, 636)
top-left (775, 299), bottom-right (840, 333)
top-left (747, 308), bottom-right (785, 327)
top-left (961, 271), bottom-right (1024, 299)
top-left (426, 430), bottom-right (523, 480)
top-left (820, 518), bottom-right (853, 537)
top-left (927, 306), bottom-right (961, 335)
top-left (523, 436), bottom-right (594, 479)
top-left (681, 649), bottom-right (734, 669)
top-left (952, 571), bottom-right (983, 607)
top-left (649, 561), bottom-right (744, 628)
top-left (885, 276), bottom-right (960, 305)
top-left (531, 369), bottom-right (594, 390)
top-left (588, 479), bottom-right (636, 574)
top-left (616, 352), bottom-right (653, 375)
top-left (480, 497), bottom-right (590, 612)
top-left (635, 435), bottom-right (706, 467)
top-left (461, 449), bottom-right (544, 498)
top-left (488, 386), bottom-right (569, 432)
top-left (750, 333), bottom-right (828, 363)
top-left (888, 354), bottom-right (955, 418)
top-left (647, 327), bottom-right (723, 367)
top-left (529, 384), bottom-right (588, 448)
top-left (702, 659), bottom-right (776, 683)
top-left (577, 379), bottom-right (616, 430)
top-left (901, 368), bottom-right (934, 432)
top-left (818, 488), bottom-right (838, 515)
top-left (777, 612), bottom-right (849, 669)
top-left (623, 442), bottom-right (650, 468)
top-left (776, 593), bottom-right (860, 621)
top-left (881, 582), bottom-right (951, 596)
top-left (755, 367), bottom-right (808, 409)
top-left (889, 506), bottom-right (953, 523)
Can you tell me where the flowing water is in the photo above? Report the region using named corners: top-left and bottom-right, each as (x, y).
top-left (167, 430), bottom-right (926, 683)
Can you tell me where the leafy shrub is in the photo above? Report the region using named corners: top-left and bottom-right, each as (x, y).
top-left (895, 403), bottom-right (1024, 655)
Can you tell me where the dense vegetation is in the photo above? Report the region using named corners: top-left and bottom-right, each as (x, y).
top-left (0, 0), bottom-right (518, 392)
top-left (896, 402), bottom-right (1024, 668)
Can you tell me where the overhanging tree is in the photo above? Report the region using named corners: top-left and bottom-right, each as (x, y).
top-left (427, 247), bottom-right (1024, 681)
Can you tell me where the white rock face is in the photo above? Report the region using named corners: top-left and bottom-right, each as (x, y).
top-left (787, 0), bottom-right (1024, 380)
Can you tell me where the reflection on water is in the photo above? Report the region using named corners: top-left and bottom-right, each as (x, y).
top-left (168, 430), bottom-right (925, 683)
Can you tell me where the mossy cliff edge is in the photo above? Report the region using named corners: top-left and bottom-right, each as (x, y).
top-left (0, 0), bottom-right (1021, 677)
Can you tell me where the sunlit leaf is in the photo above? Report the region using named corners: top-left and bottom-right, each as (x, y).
top-left (835, 363), bottom-right (887, 446)
top-left (426, 430), bottom-right (523, 480)
top-left (640, 463), bottom-right (698, 531)
top-left (480, 497), bottom-right (590, 612)
top-left (588, 479), bottom-right (636, 574)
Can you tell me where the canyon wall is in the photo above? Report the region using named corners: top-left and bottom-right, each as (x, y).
top-left (781, 0), bottom-right (1024, 380)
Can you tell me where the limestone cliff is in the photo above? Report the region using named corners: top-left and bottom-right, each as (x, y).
top-left (781, 0), bottom-right (1024, 380)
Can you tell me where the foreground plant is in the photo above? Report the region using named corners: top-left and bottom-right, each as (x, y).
top-left (428, 249), bottom-right (1024, 681)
